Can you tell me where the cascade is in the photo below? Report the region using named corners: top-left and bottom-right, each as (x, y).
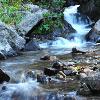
top-left (39, 5), bottom-right (92, 49)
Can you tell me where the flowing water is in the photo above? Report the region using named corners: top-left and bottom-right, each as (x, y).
top-left (0, 5), bottom-right (100, 100)
top-left (39, 5), bottom-right (93, 50)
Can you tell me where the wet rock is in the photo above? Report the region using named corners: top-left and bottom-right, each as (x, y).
top-left (78, 72), bottom-right (100, 95)
top-left (86, 19), bottom-right (100, 42)
top-left (25, 70), bottom-right (36, 80)
top-left (0, 69), bottom-right (10, 84)
top-left (52, 61), bottom-right (64, 70)
top-left (64, 70), bottom-right (77, 76)
top-left (44, 68), bottom-right (58, 76)
top-left (72, 48), bottom-right (86, 54)
top-left (21, 70), bottom-right (37, 82)
top-left (52, 21), bottom-right (76, 38)
top-left (77, 83), bottom-right (91, 96)
top-left (37, 74), bottom-right (47, 84)
top-left (64, 20), bottom-right (76, 32)
top-left (40, 55), bottom-right (57, 61)
top-left (92, 67), bottom-right (98, 71)
top-left (40, 55), bottom-right (51, 60)
top-left (24, 39), bottom-right (40, 51)
top-left (0, 52), bottom-right (6, 60)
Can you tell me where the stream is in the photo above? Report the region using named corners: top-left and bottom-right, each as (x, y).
top-left (0, 5), bottom-right (100, 100)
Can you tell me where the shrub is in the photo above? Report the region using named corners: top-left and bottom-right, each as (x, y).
top-left (33, 12), bottom-right (64, 34)
top-left (33, 0), bottom-right (65, 34)
top-left (0, 0), bottom-right (30, 25)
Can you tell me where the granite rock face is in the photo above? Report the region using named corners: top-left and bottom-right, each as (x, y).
top-left (0, 21), bottom-right (25, 58)
top-left (85, 19), bottom-right (100, 42)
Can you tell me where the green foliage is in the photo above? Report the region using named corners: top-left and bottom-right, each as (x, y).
top-left (35, 0), bottom-right (65, 9)
top-left (33, 12), bottom-right (64, 34)
top-left (33, 0), bottom-right (65, 34)
top-left (0, 0), bottom-right (30, 25)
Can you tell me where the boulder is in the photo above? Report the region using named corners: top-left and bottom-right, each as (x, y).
top-left (17, 4), bottom-right (48, 35)
top-left (71, 48), bottom-right (86, 54)
top-left (24, 39), bottom-right (40, 51)
top-left (78, 72), bottom-right (100, 95)
top-left (40, 55), bottom-right (57, 61)
top-left (44, 68), bottom-right (59, 76)
top-left (52, 61), bottom-right (64, 70)
top-left (0, 21), bottom-right (25, 58)
top-left (25, 70), bottom-right (36, 80)
top-left (40, 55), bottom-right (51, 60)
top-left (0, 69), bottom-right (10, 84)
top-left (85, 20), bottom-right (100, 42)
top-left (37, 74), bottom-right (47, 84)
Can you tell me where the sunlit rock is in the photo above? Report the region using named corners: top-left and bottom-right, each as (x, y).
top-left (17, 4), bottom-right (48, 35)
top-left (0, 21), bottom-right (25, 58)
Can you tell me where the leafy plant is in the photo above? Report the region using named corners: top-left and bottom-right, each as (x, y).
top-left (0, 0), bottom-right (31, 25)
top-left (32, 0), bottom-right (65, 35)
top-left (33, 12), bottom-right (64, 34)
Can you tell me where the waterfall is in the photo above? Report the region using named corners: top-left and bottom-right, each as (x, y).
top-left (39, 5), bottom-right (92, 49)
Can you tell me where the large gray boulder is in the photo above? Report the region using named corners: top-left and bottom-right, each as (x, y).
top-left (0, 4), bottom-right (48, 59)
top-left (17, 4), bottom-right (48, 35)
top-left (85, 19), bottom-right (100, 42)
top-left (0, 21), bottom-right (25, 58)
top-left (78, 71), bottom-right (100, 95)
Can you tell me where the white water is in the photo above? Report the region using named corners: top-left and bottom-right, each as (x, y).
top-left (39, 5), bottom-right (92, 49)
top-left (0, 77), bottom-right (42, 100)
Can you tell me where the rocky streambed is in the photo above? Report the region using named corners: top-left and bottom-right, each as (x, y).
top-left (0, 44), bottom-right (100, 100)
top-left (0, 1), bottom-right (100, 100)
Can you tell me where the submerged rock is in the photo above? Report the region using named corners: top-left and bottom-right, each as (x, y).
top-left (71, 48), bottom-right (86, 54)
top-left (52, 61), bottom-right (64, 70)
top-left (40, 55), bottom-right (51, 60)
top-left (0, 69), bottom-right (10, 84)
top-left (40, 55), bottom-right (57, 61)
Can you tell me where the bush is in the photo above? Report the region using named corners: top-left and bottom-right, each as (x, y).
top-left (0, 0), bottom-right (30, 25)
top-left (33, 0), bottom-right (65, 34)
top-left (33, 12), bottom-right (64, 34)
